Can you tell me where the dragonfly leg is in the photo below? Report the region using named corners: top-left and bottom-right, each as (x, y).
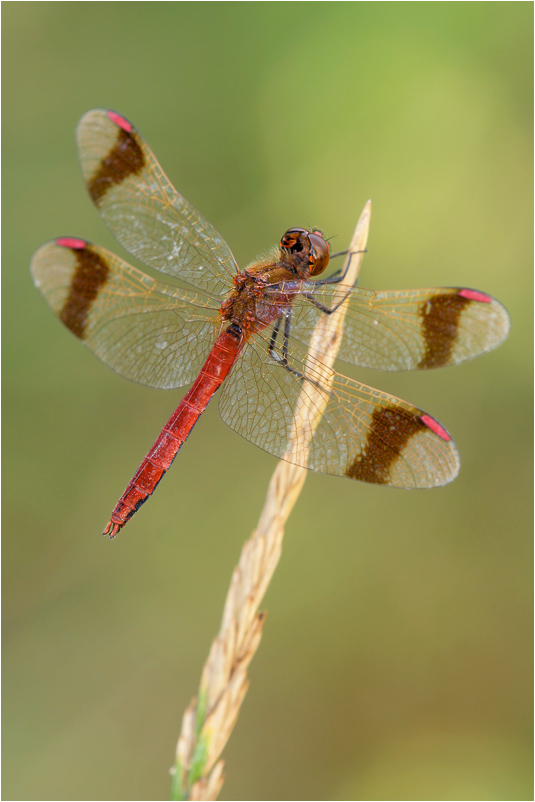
top-left (301, 287), bottom-right (353, 316)
top-left (298, 250), bottom-right (365, 316)
top-left (318, 249), bottom-right (367, 285)
top-left (267, 314), bottom-right (282, 357)
top-left (268, 313), bottom-right (307, 381)
top-left (267, 313), bottom-right (325, 393)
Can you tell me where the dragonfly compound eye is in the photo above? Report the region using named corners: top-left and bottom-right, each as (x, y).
top-left (307, 232), bottom-right (330, 276)
top-left (280, 228), bottom-right (308, 252)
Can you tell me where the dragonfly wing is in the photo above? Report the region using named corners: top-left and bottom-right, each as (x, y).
top-left (219, 330), bottom-right (459, 488)
top-left (286, 283), bottom-right (510, 370)
top-left (31, 238), bottom-right (219, 389)
top-left (76, 109), bottom-right (237, 298)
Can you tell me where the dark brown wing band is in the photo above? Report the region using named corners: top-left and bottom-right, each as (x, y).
top-left (345, 405), bottom-right (429, 483)
top-left (57, 240), bottom-right (109, 339)
top-left (87, 119), bottom-right (145, 205)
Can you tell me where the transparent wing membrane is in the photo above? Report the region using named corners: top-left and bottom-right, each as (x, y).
top-left (279, 282), bottom-right (510, 371)
top-left (76, 109), bottom-right (238, 298)
top-left (220, 327), bottom-right (460, 488)
top-left (31, 240), bottom-right (219, 389)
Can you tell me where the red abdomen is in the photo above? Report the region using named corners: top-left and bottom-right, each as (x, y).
top-left (104, 328), bottom-right (241, 538)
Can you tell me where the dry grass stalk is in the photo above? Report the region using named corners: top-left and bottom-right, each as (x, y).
top-left (171, 201), bottom-right (371, 801)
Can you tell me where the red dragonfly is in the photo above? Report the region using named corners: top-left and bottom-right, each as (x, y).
top-left (31, 110), bottom-right (510, 538)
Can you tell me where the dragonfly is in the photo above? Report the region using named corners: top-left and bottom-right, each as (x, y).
top-left (31, 109), bottom-right (510, 539)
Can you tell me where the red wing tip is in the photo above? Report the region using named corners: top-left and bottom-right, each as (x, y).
top-left (458, 289), bottom-right (492, 303)
top-left (107, 110), bottom-right (133, 133)
top-left (420, 414), bottom-right (451, 441)
top-left (103, 521), bottom-right (121, 539)
top-left (56, 237), bottom-right (86, 250)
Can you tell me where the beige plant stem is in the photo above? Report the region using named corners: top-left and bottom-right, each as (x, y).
top-left (171, 201), bottom-right (371, 801)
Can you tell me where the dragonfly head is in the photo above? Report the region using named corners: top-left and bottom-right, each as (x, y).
top-left (280, 228), bottom-right (330, 277)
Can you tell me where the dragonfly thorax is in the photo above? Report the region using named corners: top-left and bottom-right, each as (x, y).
top-left (220, 228), bottom-right (330, 337)
top-left (221, 260), bottom-right (300, 337)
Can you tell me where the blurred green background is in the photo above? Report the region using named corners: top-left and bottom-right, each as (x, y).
top-left (3, 3), bottom-right (532, 800)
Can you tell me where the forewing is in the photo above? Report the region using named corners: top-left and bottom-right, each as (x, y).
top-left (219, 330), bottom-right (459, 488)
top-left (31, 238), bottom-right (219, 389)
top-left (285, 283), bottom-right (510, 370)
top-left (76, 109), bottom-right (237, 297)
